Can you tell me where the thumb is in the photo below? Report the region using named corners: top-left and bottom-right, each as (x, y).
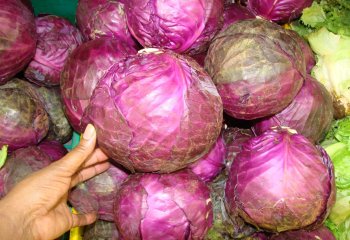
top-left (56, 124), bottom-right (97, 175)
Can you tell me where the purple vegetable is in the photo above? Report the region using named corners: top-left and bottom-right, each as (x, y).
top-left (223, 127), bottom-right (254, 171)
top-left (189, 134), bottom-right (226, 182)
top-left (69, 163), bottom-right (128, 221)
top-left (246, 233), bottom-right (269, 240)
top-left (0, 0), bottom-right (37, 85)
top-left (25, 15), bottom-right (83, 86)
top-left (0, 78), bottom-right (72, 143)
top-left (247, 0), bottom-right (313, 24)
top-left (225, 128), bottom-right (335, 232)
top-left (0, 88), bottom-right (49, 151)
top-left (61, 37), bottom-right (137, 133)
top-left (286, 29), bottom-right (316, 73)
top-left (37, 140), bottom-right (67, 161)
top-left (114, 170), bottom-right (213, 239)
top-left (0, 146), bottom-right (54, 197)
top-left (222, 3), bottom-right (255, 31)
top-left (270, 226), bottom-right (336, 240)
top-left (84, 49), bottom-right (223, 173)
top-left (205, 19), bottom-right (305, 120)
top-left (83, 220), bottom-right (119, 240)
top-left (125, 0), bottom-right (224, 54)
top-left (76, 0), bottom-right (136, 47)
top-left (253, 75), bottom-right (334, 143)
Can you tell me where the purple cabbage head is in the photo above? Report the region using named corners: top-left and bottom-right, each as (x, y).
top-left (125, 0), bottom-right (224, 54)
top-left (84, 49), bottom-right (223, 173)
top-left (222, 3), bottom-right (255, 31)
top-left (0, 0), bottom-right (37, 85)
top-left (188, 134), bottom-right (226, 182)
top-left (0, 88), bottom-right (49, 151)
top-left (61, 37), bottom-right (137, 133)
top-left (270, 226), bottom-right (336, 240)
top-left (37, 140), bottom-right (68, 161)
top-left (83, 220), bottom-right (119, 240)
top-left (24, 15), bottom-right (83, 86)
top-left (205, 19), bottom-right (306, 120)
top-left (253, 75), bottom-right (334, 144)
top-left (69, 163), bottom-right (128, 221)
top-left (114, 170), bottom-right (213, 239)
top-left (246, 0), bottom-right (313, 24)
top-left (76, 0), bottom-right (137, 47)
top-left (0, 146), bottom-right (54, 197)
top-left (225, 128), bottom-right (336, 232)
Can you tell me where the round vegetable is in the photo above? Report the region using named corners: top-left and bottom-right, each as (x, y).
top-left (253, 75), bottom-right (334, 143)
top-left (125, 0), bottom-right (224, 54)
top-left (188, 134), bottom-right (226, 182)
top-left (246, 0), bottom-right (313, 24)
top-left (0, 88), bottom-right (49, 151)
top-left (69, 163), bottom-right (128, 221)
top-left (61, 37), bottom-right (137, 133)
top-left (84, 48), bottom-right (223, 173)
top-left (76, 0), bottom-right (136, 46)
top-left (270, 226), bottom-right (336, 240)
top-left (37, 140), bottom-right (68, 161)
top-left (205, 19), bottom-right (305, 120)
top-left (25, 15), bottom-right (83, 86)
top-left (225, 128), bottom-right (335, 232)
top-left (222, 3), bottom-right (255, 31)
top-left (0, 0), bottom-right (37, 85)
top-left (114, 170), bottom-right (213, 239)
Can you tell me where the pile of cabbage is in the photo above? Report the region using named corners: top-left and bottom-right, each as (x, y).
top-left (1, 0), bottom-right (349, 239)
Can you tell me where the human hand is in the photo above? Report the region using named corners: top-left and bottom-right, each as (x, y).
top-left (0, 124), bottom-right (110, 240)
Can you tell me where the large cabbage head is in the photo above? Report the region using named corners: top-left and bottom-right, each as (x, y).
top-left (222, 3), bottom-right (255, 31)
top-left (0, 88), bottom-right (49, 151)
top-left (24, 15), bottom-right (83, 86)
top-left (114, 170), bottom-right (213, 239)
top-left (0, 0), bottom-right (37, 85)
top-left (225, 128), bottom-right (335, 232)
top-left (76, 0), bottom-right (136, 47)
top-left (205, 19), bottom-right (305, 120)
top-left (270, 226), bottom-right (336, 240)
top-left (85, 48), bottom-right (223, 173)
top-left (246, 0), bottom-right (313, 24)
top-left (253, 75), bottom-right (334, 144)
top-left (125, 0), bottom-right (224, 54)
top-left (61, 37), bottom-right (137, 133)
top-left (68, 163), bottom-right (128, 221)
top-left (188, 134), bottom-right (226, 182)
top-left (0, 146), bottom-right (54, 197)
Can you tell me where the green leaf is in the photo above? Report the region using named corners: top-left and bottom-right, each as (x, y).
top-left (0, 145), bottom-right (8, 169)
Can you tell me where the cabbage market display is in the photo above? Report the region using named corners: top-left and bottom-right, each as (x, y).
top-left (0, 0), bottom-right (346, 239)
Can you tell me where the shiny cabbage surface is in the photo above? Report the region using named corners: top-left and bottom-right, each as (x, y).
top-left (61, 37), bottom-right (137, 133)
top-left (222, 3), bottom-right (255, 31)
top-left (76, 0), bottom-right (136, 46)
top-left (247, 0), bottom-right (313, 23)
top-left (270, 226), bottom-right (336, 240)
top-left (25, 15), bottom-right (83, 86)
top-left (253, 75), bottom-right (334, 143)
top-left (0, 0), bottom-right (37, 85)
top-left (114, 170), bottom-right (213, 239)
top-left (69, 163), bottom-right (128, 221)
top-left (0, 88), bottom-right (49, 151)
top-left (205, 19), bottom-right (305, 120)
top-left (85, 49), bottom-right (223, 173)
top-left (189, 134), bottom-right (226, 182)
top-left (225, 129), bottom-right (335, 232)
top-left (125, 0), bottom-right (223, 54)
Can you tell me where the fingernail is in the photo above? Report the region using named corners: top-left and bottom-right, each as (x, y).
top-left (83, 124), bottom-right (95, 140)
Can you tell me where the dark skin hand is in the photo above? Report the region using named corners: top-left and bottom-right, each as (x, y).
top-left (0, 124), bottom-right (110, 240)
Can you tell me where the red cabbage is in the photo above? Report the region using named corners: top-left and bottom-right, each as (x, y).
top-left (222, 3), bottom-right (255, 31)
top-left (37, 140), bottom-right (68, 161)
